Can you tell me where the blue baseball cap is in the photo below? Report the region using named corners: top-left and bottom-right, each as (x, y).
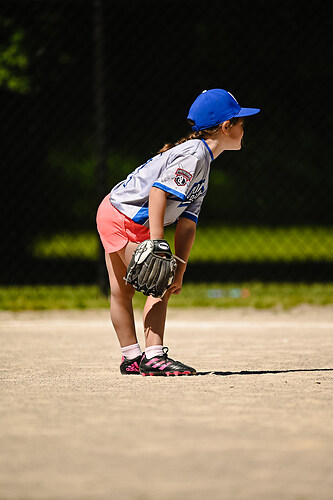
top-left (187, 89), bottom-right (260, 131)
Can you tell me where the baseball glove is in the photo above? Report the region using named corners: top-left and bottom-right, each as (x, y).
top-left (124, 239), bottom-right (177, 298)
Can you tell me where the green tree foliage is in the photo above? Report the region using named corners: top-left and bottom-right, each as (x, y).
top-left (0, 17), bottom-right (30, 93)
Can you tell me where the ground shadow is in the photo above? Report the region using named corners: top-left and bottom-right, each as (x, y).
top-left (196, 368), bottom-right (333, 376)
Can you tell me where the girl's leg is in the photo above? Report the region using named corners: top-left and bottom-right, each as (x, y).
top-left (143, 291), bottom-right (172, 348)
top-left (140, 290), bottom-right (197, 376)
top-left (105, 250), bottom-right (137, 347)
top-left (110, 241), bottom-right (171, 350)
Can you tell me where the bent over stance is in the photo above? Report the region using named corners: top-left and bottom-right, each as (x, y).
top-left (96, 88), bottom-right (260, 376)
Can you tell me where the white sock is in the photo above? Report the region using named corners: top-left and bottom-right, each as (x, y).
top-left (121, 343), bottom-right (142, 360)
top-left (145, 345), bottom-right (164, 359)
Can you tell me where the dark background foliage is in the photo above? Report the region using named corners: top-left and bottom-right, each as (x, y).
top-left (1, 0), bottom-right (331, 284)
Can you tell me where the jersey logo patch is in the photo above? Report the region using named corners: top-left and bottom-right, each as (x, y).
top-left (174, 166), bottom-right (193, 187)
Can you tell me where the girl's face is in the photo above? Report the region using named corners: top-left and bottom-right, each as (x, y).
top-left (222, 119), bottom-right (245, 150)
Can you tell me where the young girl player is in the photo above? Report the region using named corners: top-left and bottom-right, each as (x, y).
top-left (96, 88), bottom-right (260, 376)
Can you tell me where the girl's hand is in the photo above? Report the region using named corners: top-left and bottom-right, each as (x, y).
top-left (168, 265), bottom-right (185, 295)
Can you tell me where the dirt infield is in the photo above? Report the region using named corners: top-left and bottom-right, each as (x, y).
top-left (1, 306), bottom-right (333, 500)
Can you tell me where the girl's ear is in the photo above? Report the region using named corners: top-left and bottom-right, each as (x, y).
top-left (221, 121), bottom-right (231, 135)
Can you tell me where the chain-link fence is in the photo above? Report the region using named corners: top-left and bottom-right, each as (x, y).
top-left (1, 0), bottom-right (332, 289)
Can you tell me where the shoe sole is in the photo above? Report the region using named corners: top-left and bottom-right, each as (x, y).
top-left (141, 370), bottom-right (196, 377)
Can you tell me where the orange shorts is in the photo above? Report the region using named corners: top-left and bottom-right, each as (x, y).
top-left (96, 195), bottom-right (150, 253)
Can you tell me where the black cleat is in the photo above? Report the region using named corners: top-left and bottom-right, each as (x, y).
top-left (120, 354), bottom-right (142, 375)
top-left (139, 347), bottom-right (196, 377)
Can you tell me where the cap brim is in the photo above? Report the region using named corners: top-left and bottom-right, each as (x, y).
top-left (235, 107), bottom-right (260, 117)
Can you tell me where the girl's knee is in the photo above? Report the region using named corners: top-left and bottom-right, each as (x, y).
top-left (110, 284), bottom-right (135, 302)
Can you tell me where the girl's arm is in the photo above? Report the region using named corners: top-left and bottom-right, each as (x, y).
top-left (169, 216), bottom-right (196, 295)
top-left (148, 186), bottom-right (168, 240)
top-left (148, 186), bottom-right (196, 295)
top-left (174, 216), bottom-right (196, 264)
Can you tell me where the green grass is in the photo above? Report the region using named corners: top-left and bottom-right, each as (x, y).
top-left (7, 226), bottom-right (333, 311)
top-left (0, 286), bottom-right (108, 311)
top-left (1, 283), bottom-right (332, 311)
top-left (32, 226), bottom-right (333, 262)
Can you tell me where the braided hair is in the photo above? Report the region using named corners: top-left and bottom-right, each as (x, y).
top-left (157, 118), bottom-right (240, 154)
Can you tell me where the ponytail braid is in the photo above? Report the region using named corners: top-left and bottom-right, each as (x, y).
top-left (157, 130), bottom-right (204, 154)
top-left (157, 118), bottom-right (240, 154)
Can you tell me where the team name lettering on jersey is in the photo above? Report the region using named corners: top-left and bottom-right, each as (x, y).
top-left (187, 180), bottom-right (205, 202)
top-left (178, 179), bottom-right (205, 207)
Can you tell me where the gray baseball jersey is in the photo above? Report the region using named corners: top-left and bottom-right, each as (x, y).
top-left (110, 139), bottom-right (214, 227)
